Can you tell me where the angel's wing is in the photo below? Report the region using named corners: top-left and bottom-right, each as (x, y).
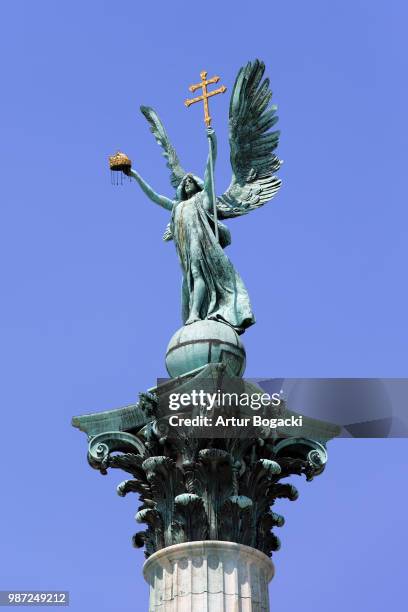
top-left (140, 106), bottom-right (186, 189)
top-left (217, 60), bottom-right (282, 219)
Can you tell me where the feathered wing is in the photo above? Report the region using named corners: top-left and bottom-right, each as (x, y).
top-left (217, 60), bottom-right (282, 219)
top-left (140, 105), bottom-right (186, 189)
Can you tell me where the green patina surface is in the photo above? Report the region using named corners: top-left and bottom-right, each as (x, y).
top-left (127, 60), bottom-right (281, 334)
top-left (73, 362), bottom-right (339, 558)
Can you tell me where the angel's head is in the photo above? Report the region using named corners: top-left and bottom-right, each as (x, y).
top-left (179, 174), bottom-right (203, 200)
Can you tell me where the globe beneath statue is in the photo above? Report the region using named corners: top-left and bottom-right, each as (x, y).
top-left (165, 320), bottom-right (246, 378)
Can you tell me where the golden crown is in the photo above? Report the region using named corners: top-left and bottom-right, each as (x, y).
top-left (109, 151), bottom-right (132, 171)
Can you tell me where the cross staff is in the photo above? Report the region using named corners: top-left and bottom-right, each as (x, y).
top-left (185, 71), bottom-right (227, 242)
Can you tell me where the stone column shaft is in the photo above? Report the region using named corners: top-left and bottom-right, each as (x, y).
top-left (143, 541), bottom-right (274, 612)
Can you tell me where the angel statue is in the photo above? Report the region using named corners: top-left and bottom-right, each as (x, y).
top-left (119, 60), bottom-right (281, 335)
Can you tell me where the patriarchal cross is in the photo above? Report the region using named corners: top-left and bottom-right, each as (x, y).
top-left (185, 71), bottom-right (227, 127)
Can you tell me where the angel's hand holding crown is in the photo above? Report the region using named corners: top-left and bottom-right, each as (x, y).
top-left (122, 163), bottom-right (132, 176)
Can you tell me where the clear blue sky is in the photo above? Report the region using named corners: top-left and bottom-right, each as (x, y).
top-left (0, 1), bottom-right (407, 610)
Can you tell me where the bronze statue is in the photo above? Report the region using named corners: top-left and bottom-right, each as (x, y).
top-left (113, 60), bottom-right (282, 333)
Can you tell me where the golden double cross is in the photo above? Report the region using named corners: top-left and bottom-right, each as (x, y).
top-left (185, 71), bottom-right (227, 127)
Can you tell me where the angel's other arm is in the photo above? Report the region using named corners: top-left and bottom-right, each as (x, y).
top-left (128, 168), bottom-right (174, 211)
top-left (203, 127), bottom-right (217, 207)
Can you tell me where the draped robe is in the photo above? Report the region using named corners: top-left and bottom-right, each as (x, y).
top-left (170, 177), bottom-right (255, 334)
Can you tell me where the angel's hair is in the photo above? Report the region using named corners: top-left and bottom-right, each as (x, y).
top-left (180, 174), bottom-right (202, 200)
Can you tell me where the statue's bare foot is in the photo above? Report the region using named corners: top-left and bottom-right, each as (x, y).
top-left (185, 314), bottom-right (201, 325)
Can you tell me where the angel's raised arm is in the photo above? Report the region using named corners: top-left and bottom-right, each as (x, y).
top-left (128, 168), bottom-right (174, 211)
top-left (204, 127), bottom-right (217, 197)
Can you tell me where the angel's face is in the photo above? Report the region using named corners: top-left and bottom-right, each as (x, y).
top-left (184, 176), bottom-right (197, 196)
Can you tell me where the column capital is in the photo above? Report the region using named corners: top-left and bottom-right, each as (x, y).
top-left (73, 365), bottom-right (336, 559)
